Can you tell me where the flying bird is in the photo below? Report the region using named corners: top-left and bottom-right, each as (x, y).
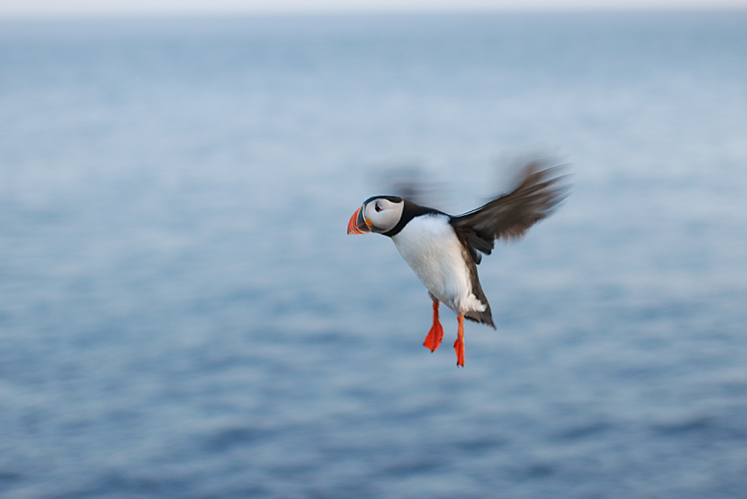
top-left (347, 160), bottom-right (570, 367)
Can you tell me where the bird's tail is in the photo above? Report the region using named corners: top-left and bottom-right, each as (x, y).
top-left (465, 305), bottom-right (495, 329)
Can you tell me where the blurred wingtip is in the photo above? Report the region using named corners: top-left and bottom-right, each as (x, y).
top-left (364, 150), bottom-right (573, 214)
top-left (490, 149), bottom-right (573, 202)
top-left (367, 161), bottom-right (448, 210)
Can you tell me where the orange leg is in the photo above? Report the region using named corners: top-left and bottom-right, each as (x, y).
top-left (453, 315), bottom-right (465, 367)
top-left (423, 300), bottom-right (444, 352)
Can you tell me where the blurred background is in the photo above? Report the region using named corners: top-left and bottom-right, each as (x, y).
top-left (1, 2), bottom-right (746, 498)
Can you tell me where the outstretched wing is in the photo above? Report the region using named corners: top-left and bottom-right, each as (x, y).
top-left (450, 160), bottom-right (570, 263)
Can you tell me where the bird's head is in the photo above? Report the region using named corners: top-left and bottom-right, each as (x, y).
top-left (347, 196), bottom-right (404, 235)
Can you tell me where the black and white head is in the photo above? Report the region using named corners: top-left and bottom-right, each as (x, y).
top-left (347, 196), bottom-right (405, 235)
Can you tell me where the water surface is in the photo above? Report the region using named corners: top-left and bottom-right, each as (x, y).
top-left (1, 12), bottom-right (746, 498)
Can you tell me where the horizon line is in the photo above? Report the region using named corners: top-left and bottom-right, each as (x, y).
top-left (1, 2), bottom-right (746, 21)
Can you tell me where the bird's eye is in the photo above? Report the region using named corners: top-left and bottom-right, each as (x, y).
top-left (375, 203), bottom-right (382, 212)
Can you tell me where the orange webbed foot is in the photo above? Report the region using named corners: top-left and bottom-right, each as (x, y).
top-left (423, 300), bottom-right (444, 352)
top-left (453, 315), bottom-right (465, 367)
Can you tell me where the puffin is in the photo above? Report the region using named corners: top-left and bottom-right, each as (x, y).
top-left (347, 160), bottom-right (569, 367)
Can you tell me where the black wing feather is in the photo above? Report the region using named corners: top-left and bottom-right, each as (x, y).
top-left (450, 160), bottom-right (570, 261)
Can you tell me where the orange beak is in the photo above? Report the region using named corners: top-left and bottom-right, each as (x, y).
top-left (347, 207), bottom-right (371, 234)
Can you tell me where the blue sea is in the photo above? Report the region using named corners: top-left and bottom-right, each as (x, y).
top-left (1, 11), bottom-right (746, 498)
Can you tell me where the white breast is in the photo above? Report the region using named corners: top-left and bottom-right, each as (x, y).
top-left (391, 214), bottom-right (487, 315)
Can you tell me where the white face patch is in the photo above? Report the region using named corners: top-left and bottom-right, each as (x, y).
top-left (363, 197), bottom-right (404, 233)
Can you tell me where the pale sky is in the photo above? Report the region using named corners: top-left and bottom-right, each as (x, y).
top-left (0, 0), bottom-right (745, 18)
